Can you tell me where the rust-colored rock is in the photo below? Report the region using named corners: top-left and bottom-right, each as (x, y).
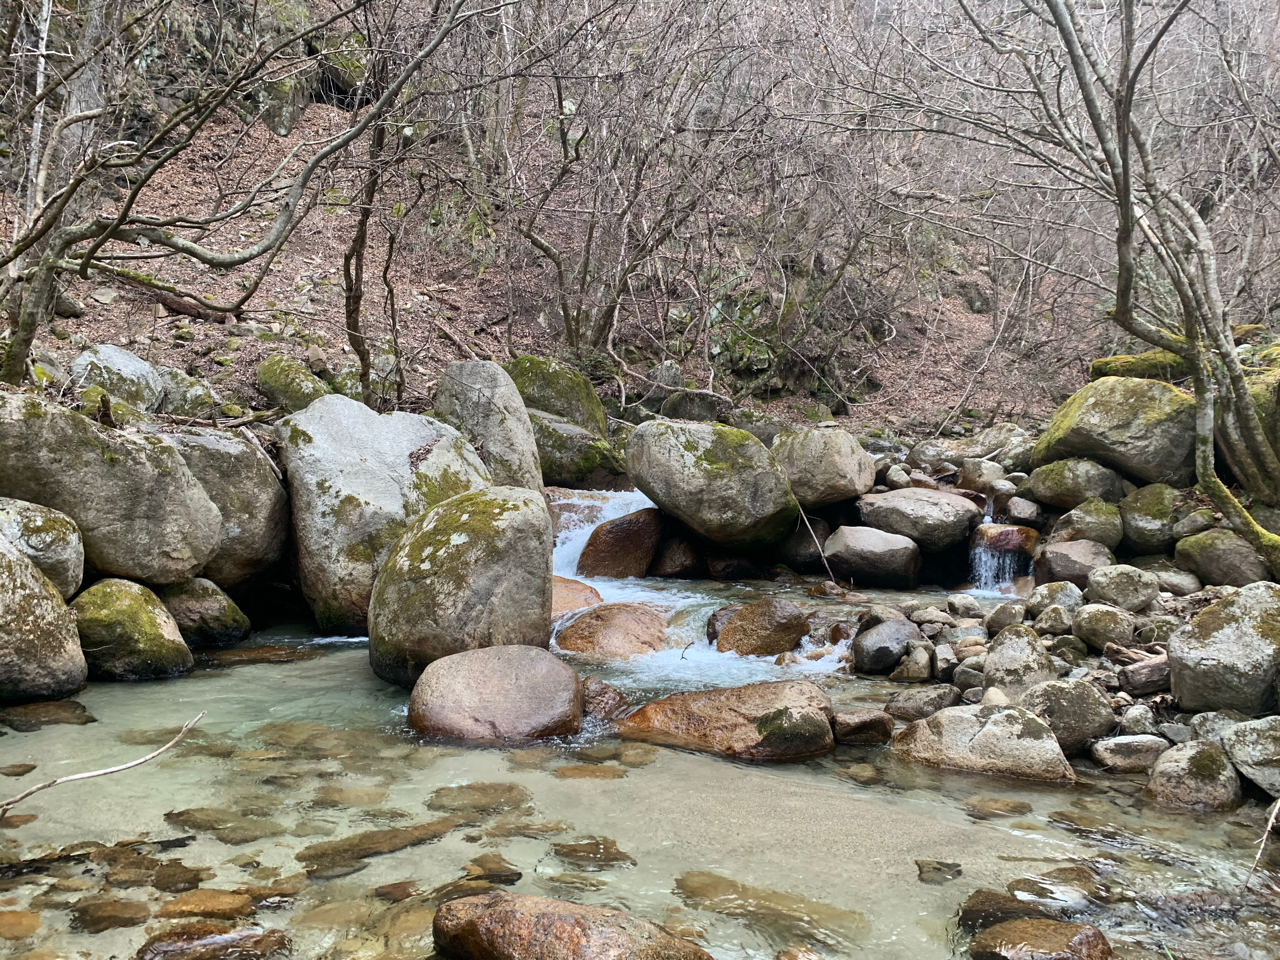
top-left (968, 919), bottom-right (1113, 960)
top-left (576, 509), bottom-right (662, 578)
top-left (649, 536), bottom-right (703, 578)
top-left (135, 922), bottom-right (291, 960)
top-left (157, 890), bottom-right (255, 920)
top-left (716, 599), bottom-right (808, 657)
top-left (552, 576), bottom-right (603, 617)
top-left (556, 603), bottom-right (670, 659)
top-left (832, 710), bottom-right (895, 744)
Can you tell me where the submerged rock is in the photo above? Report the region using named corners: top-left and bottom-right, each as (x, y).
top-left (968, 918), bottom-right (1114, 960)
top-left (435, 360), bottom-right (544, 494)
top-left (576, 508), bottom-right (662, 578)
top-left (857, 488), bottom-right (982, 552)
top-left (958, 889), bottom-right (1061, 932)
top-left (159, 578), bottom-right (251, 649)
top-left (1145, 740), bottom-right (1241, 811)
top-left (890, 704), bottom-right (1075, 781)
top-left (71, 578), bottom-right (193, 680)
top-left (135, 923), bottom-right (290, 960)
top-left (771, 426), bottom-right (875, 508)
top-left (716, 599), bottom-right (808, 657)
top-left (556, 603), bottom-right (670, 659)
top-left (1168, 581), bottom-right (1280, 715)
top-left (0, 534), bottom-right (86, 701)
top-left (0, 497), bottom-right (83, 599)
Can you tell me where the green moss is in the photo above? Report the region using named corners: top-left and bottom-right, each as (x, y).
top-left (286, 423), bottom-right (314, 446)
top-left (1186, 744), bottom-right (1229, 780)
top-left (752, 707), bottom-right (831, 756)
top-left (79, 386), bottom-right (147, 427)
top-left (71, 579), bottom-right (192, 680)
top-left (504, 355), bottom-right (609, 437)
top-left (256, 354), bottom-right (330, 413)
top-left (1090, 350), bottom-right (1191, 382)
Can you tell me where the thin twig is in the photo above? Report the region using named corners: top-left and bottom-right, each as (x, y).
top-left (798, 508), bottom-right (839, 584)
top-left (238, 426), bottom-right (283, 482)
top-left (1245, 796), bottom-right (1280, 890)
top-left (0, 712), bottom-right (205, 818)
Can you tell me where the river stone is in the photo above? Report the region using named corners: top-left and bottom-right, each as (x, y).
top-left (1220, 718), bottom-right (1280, 796)
top-left (906, 423), bottom-right (1029, 472)
top-left (1046, 498), bottom-right (1121, 550)
top-left (969, 919), bottom-right (1114, 960)
top-left (0, 393), bottom-right (222, 584)
top-left (552, 576), bottom-right (603, 617)
top-left (435, 360), bottom-right (544, 494)
top-left (626, 420), bottom-right (798, 547)
top-left (1119, 484), bottom-right (1179, 555)
top-left (71, 579), bottom-right (194, 680)
top-left (505, 355), bottom-right (609, 437)
top-left (158, 578), bottom-right (251, 649)
top-left (1071, 604), bottom-right (1135, 652)
top-left (705, 605), bottom-right (742, 643)
top-left (155, 366), bottom-right (221, 418)
top-left (255, 353), bottom-right (330, 412)
top-left (433, 891), bottom-right (712, 960)
top-left (576, 508), bottom-right (661, 579)
top-left (1129, 557), bottom-right (1202, 597)
top-left (1090, 735), bottom-right (1169, 773)
top-left (1018, 680), bottom-right (1115, 755)
top-left (1145, 740), bottom-right (1241, 811)
top-left (277, 394), bottom-right (491, 632)
top-left (649, 535), bottom-right (703, 578)
top-left (1119, 704), bottom-right (1160, 736)
top-left (1026, 459), bottom-right (1125, 510)
top-left (1085, 565), bottom-right (1159, 612)
top-left (854, 620), bottom-right (921, 674)
top-left (1005, 497), bottom-right (1045, 529)
top-left (885, 685), bottom-right (962, 721)
top-left (1174, 528), bottom-right (1269, 587)
top-left (0, 497), bottom-right (83, 599)
top-left (833, 709), bottom-right (896, 743)
top-left (369, 487), bottom-right (553, 688)
top-left (983, 601), bottom-right (1026, 635)
top-left (527, 410), bottom-right (627, 489)
top-left (1188, 710), bottom-right (1246, 743)
top-left (1168, 582), bottom-right (1280, 714)
top-left (717, 599), bottom-right (808, 656)
top-left (0, 535), bottom-right (86, 701)
top-left (408, 646), bottom-right (582, 741)
top-left (1032, 605), bottom-right (1073, 637)
top-left (778, 515), bottom-right (830, 574)
top-left (1034, 541), bottom-right (1115, 589)
top-left (983, 626), bottom-right (1057, 698)
top-left (615, 681), bottom-right (835, 761)
top-left (770, 426), bottom-right (874, 508)
top-left (70, 344), bottom-right (164, 410)
top-left (556, 603), bottom-right (670, 659)
top-left (823, 526), bottom-right (921, 588)
top-left (857, 488), bottom-right (982, 552)
top-left (159, 426), bottom-right (289, 587)
top-left (958, 889), bottom-right (1061, 932)
top-left (889, 645), bottom-right (933, 683)
top-left (890, 704), bottom-right (1074, 781)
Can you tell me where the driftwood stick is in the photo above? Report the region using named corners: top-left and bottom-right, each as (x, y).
top-left (799, 509), bottom-right (838, 584)
top-left (1245, 796), bottom-right (1280, 890)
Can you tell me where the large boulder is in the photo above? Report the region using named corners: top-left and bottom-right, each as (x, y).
top-left (408, 646), bottom-right (582, 740)
top-left (70, 345), bottom-right (163, 411)
top-left (1019, 679), bottom-right (1115, 755)
top-left (1119, 483), bottom-right (1180, 555)
top-left (856, 488), bottom-right (982, 552)
top-left (158, 578), bottom-right (251, 649)
top-left (158, 427), bottom-right (288, 587)
top-left (1221, 718), bottom-right (1280, 797)
top-left (1174, 528), bottom-right (1269, 587)
top-left (716, 599), bottom-right (808, 657)
top-left (576, 508), bottom-right (662, 579)
top-left (71, 579), bottom-right (194, 680)
top-left (983, 626), bottom-right (1057, 698)
top-left (368, 487), bottom-right (553, 689)
top-left (823, 526), bottom-right (920, 588)
top-left (1169, 582), bottom-right (1280, 715)
top-left (615, 681), bottom-right (834, 761)
top-left (854, 620), bottom-right (921, 673)
top-left (527, 410), bottom-right (627, 489)
top-left (1084, 564), bottom-right (1158, 612)
top-left (555, 603), bottom-right (670, 659)
top-left (0, 497), bottom-right (83, 599)
top-left (0, 535), bottom-right (86, 701)
top-left (0, 393), bottom-right (222, 584)
top-left (1145, 740), bottom-right (1241, 811)
top-left (1045, 498), bottom-right (1121, 550)
top-left (435, 360), bottom-right (544, 494)
top-left (890, 704), bottom-right (1075, 781)
top-left (1026, 459), bottom-right (1125, 509)
top-left (1034, 541), bottom-right (1114, 589)
top-left (504, 355), bottom-right (609, 437)
top-left (255, 353), bottom-right (330, 412)
top-left (1031, 377), bottom-right (1196, 485)
top-left (626, 420), bottom-right (798, 547)
top-left (433, 891), bottom-right (712, 960)
top-left (770, 426), bottom-right (874, 508)
top-left (276, 394), bottom-right (490, 632)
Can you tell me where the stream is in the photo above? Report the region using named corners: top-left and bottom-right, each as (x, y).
top-left (3, 490), bottom-right (1278, 960)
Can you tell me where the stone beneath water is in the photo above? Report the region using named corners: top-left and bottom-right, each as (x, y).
top-left (70, 896), bottom-right (151, 933)
top-left (0, 700), bottom-right (95, 731)
top-left (293, 814), bottom-right (470, 874)
top-left (427, 782), bottom-right (533, 816)
top-left (916, 859), bottom-right (962, 885)
top-left (968, 918), bottom-right (1114, 960)
top-left (552, 836), bottom-right (637, 871)
top-left (958, 889), bottom-right (1060, 932)
top-left (135, 922), bottom-right (290, 960)
top-left (156, 889), bottom-right (255, 920)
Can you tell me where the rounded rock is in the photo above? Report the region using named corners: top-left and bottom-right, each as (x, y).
top-left (716, 598), bottom-right (808, 657)
top-left (0, 535), bottom-right (86, 701)
top-left (770, 426), bottom-right (875, 508)
top-left (1145, 739), bottom-right (1241, 811)
top-left (0, 497), bottom-right (83, 599)
top-left (556, 602), bottom-right (670, 659)
top-left (1018, 679), bottom-right (1115, 755)
top-left (71, 579), bottom-right (193, 681)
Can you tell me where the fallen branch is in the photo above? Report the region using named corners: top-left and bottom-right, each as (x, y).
top-left (799, 509), bottom-right (838, 584)
top-left (1245, 796), bottom-right (1280, 891)
top-left (0, 711), bottom-right (205, 818)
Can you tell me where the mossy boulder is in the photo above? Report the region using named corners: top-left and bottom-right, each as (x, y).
top-left (70, 344), bottom-right (164, 411)
top-left (435, 360), bottom-right (544, 494)
top-left (158, 578), bottom-right (251, 649)
top-left (71, 579), bottom-right (194, 680)
top-left (1089, 350), bottom-right (1191, 383)
top-left (1174, 528), bottom-right (1269, 587)
top-left (0, 497), bottom-right (83, 599)
top-left (1169, 581), bottom-right (1280, 715)
top-left (1045, 497), bottom-right (1122, 550)
top-left (1119, 483), bottom-right (1180, 555)
top-left (368, 486), bottom-right (553, 689)
top-left (626, 420), bottom-right (798, 547)
top-left (983, 625), bottom-right (1057, 698)
top-left (276, 394), bottom-right (491, 633)
top-left (770, 425), bottom-right (875, 509)
top-left (155, 367), bottom-right (221, 419)
top-left (80, 385), bottom-right (149, 426)
top-left (1145, 740), bottom-right (1241, 811)
top-left (659, 390), bottom-right (733, 422)
top-left (0, 534), bottom-right (86, 702)
top-left (1031, 377), bottom-right (1196, 485)
top-left (526, 409), bottom-right (628, 490)
top-left (504, 355), bottom-right (609, 438)
top-left (0, 392), bottom-right (222, 584)
top-left (1026, 458), bottom-right (1124, 509)
top-left (255, 353), bottom-right (330, 412)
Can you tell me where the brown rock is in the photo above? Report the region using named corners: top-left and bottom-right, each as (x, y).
top-left (157, 890), bottom-right (255, 920)
top-left (968, 919), bottom-right (1113, 960)
top-left (556, 603), bottom-right (671, 659)
top-left (576, 508), bottom-right (662, 578)
top-left (581, 676), bottom-right (631, 720)
top-left (0, 700), bottom-right (95, 732)
top-left (433, 891), bottom-right (713, 960)
top-left (705, 605), bottom-right (742, 642)
top-left (374, 881), bottom-right (421, 903)
top-left (552, 836), bottom-right (637, 870)
top-left (295, 814), bottom-right (470, 874)
top-left (716, 599), bottom-right (808, 657)
top-left (649, 536), bottom-right (703, 578)
top-left (674, 871), bottom-right (868, 948)
top-left (553, 764), bottom-right (627, 780)
top-left (134, 922), bottom-right (290, 960)
top-left (958, 889), bottom-right (1059, 932)
top-left (615, 681), bottom-right (835, 761)
top-left (0, 910), bottom-right (39, 940)
top-left (71, 897), bottom-right (151, 933)
top-left (832, 710), bottom-right (895, 744)
top-left (0, 764), bottom-right (35, 777)
top-left (552, 576), bottom-right (603, 617)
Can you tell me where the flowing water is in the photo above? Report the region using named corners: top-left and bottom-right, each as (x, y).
top-left (3, 491), bottom-right (1278, 960)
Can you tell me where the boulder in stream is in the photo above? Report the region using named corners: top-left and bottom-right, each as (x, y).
top-left (1018, 679), bottom-right (1115, 755)
top-left (504, 355), bottom-right (609, 437)
top-left (0, 534), bottom-right (86, 701)
top-left (822, 526), bottom-right (920, 588)
top-left (1034, 541), bottom-right (1114, 589)
top-left (716, 598), bottom-right (808, 657)
top-left (1174, 528), bottom-right (1269, 587)
top-left (1220, 717), bottom-right (1280, 797)
top-left (435, 360), bottom-right (544, 494)
top-left (969, 919), bottom-right (1114, 960)
top-left (770, 425), bottom-right (875, 508)
top-left (1089, 735), bottom-right (1169, 773)
top-left (555, 602), bottom-right (670, 659)
top-left (982, 626), bottom-right (1056, 698)
top-left (527, 409), bottom-right (628, 489)
top-left (1045, 498), bottom-right (1121, 550)
top-left (1145, 740), bottom-right (1241, 811)
top-left (1025, 459), bottom-right (1124, 510)
top-left (576, 508), bottom-right (662, 578)
top-left (71, 578), bottom-right (194, 680)
top-left (158, 578), bottom-right (251, 649)
top-left (856, 488), bottom-right (982, 552)
top-left (0, 497), bottom-right (83, 599)
top-left (890, 704), bottom-right (1075, 781)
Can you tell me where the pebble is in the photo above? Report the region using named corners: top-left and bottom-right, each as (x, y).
top-left (0, 910), bottom-right (40, 940)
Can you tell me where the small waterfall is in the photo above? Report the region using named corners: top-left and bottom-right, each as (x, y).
top-left (968, 508), bottom-right (1036, 593)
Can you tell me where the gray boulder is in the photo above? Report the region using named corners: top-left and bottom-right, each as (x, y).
top-left (526, 410), bottom-right (627, 489)
top-left (1045, 498), bottom-right (1122, 550)
top-left (71, 579), bottom-right (194, 680)
top-left (982, 625), bottom-right (1057, 698)
top-left (891, 704), bottom-right (1075, 781)
top-left (369, 487), bottom-right (553, 689)
top-left (1071, 604), bottom-right (1135, 652)
top-left (0, 393), bottom-right (222, 584)
top-left (70, 344), bottom-right (163, 411)
top-left (627, 420), bottom-right (798, 547)
top-left (1084, 564), bottom-right (1159, 612)
top-left (0, 535), bottom-right (86, 701)
top-left (854, 620), bottom-right (921, 673)
top-left (1221, 718), bottom-right (1280, 797)
top-left (435, 360), bottom-right (544, 494)
top-left (1129, 556), bottom-right (1202, 597)
top-left (155, 367), bottom-right (221, 419)
top-left (770, 426), bottom-right (875, 508)
top-left (0, 497), bottom-right (83, 599)
top-left (1034, 540), bottom-right (1115, 589)
top-left (1026, 459), bottom-right (1125, 509)
top-left (1145, 740), bottom-right (1241, 811)
top-left (1026, 581), bottom-right (1084, 618)
top-left (983, 601), bottom-right (1027, 634)
top-left (1019, 679), bottom-right (1115, 755)
top-left (857, 488), bottom-right (982, 552)
top-left (1119, 484), bottom-right (1180, 555)
top-left (276, 394), bottom-right (490, 632)
top-left (885, 685), bottom-right (962, 721)
top-left (1090, 736), bottom-right (1169, 773)
top-left (158, 578), bottom-right (251, 649)
top-left (822, 526), bottom-right (920, 588)
top-left (659, 390), bottom-right (732, 422)
top-left (1169, 582), bottom-right (1280, 715)
top-left (1174, 528), bottom-right (1269, 587)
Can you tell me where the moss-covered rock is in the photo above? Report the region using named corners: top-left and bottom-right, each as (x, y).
top-left (0, 534), bottom-right (86, 701)
top-left (155, 367), bottom-right (221, 419)
top-left (1089, 350), bottom-right (1191, 382)
top-left (70, 345), bottom-right (164, 411)
top-left (1032, 377), bottom-right (1196, 485)
top-left (71, 579), bottom-right (194, 680)
top-left (1119, 483), bottom-right (1180, 555)
top-left (1045, 497), bottom-right (1122, 549)
top-left (1169, 581), bottom-right (1280, 715)
top-left (0, 497), bottom-right (83, 599)
top-left (1174, 528), bottom-right (1268, 587)
top-left (79, 385), bottom-right (149, 426)
top-left (1026, 458), bottom-right (1124, 509)
top-left (1146, 740), bottom-right (1241, 811)
top-left (505, 356), bottom-right (609, 438)
top-left (158, 578), bottom-right (251, 649)
top-left (368, 486), bottom-right (553, 689)
top-left (527, 409), bottom-right (628, 490)
top-left (1018, 679), bottom-right (1115, 755)
top-left (255, 353), bottom-right (330, 412)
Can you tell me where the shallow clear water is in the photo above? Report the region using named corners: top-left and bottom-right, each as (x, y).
top-left (3, 493), bottom-right (1278, 960)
